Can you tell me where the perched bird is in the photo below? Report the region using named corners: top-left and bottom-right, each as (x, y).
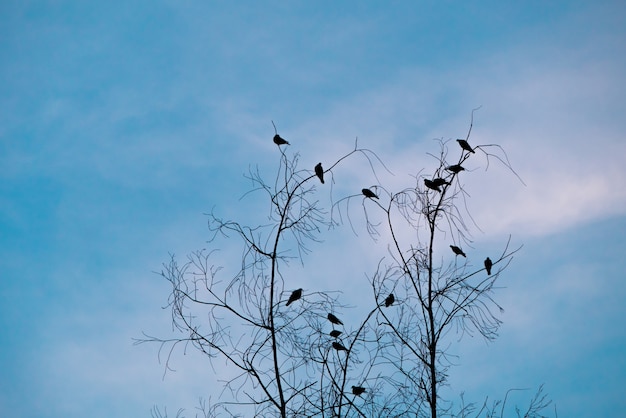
top-left (456, 139), bottom-right (475, 153)
top-left (384, 293), bottom-right (395, 307)
top-left (286, 288), bottom-right (303, 306)
top-left (351, 386), bottom-right (366, 396)
top-left (332, 341), bottom-right (348, 351)
top-left (330, 330), bottom-right (342, 338)
top-left (361, 188), bottom-right (379, 199)
top-left (484, 257), bottom-right (493, 275)
top-left (327, 313), bottom-right (343, 326)
top-left (273, 134), bottom-right (290, 145)
top-left (450, 245), bottom-right (467, 257)
top-left (424, 179), bottom-right (441, 192)
top-left (446, 164), bottom-right (465, 173)
top-left (431, 178), bottom-right (450, 188)
top-left (315, 162), bottom-right (324, 184)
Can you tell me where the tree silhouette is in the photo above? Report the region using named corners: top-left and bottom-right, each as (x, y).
top-left (138, 114), bottom-right (553, 418)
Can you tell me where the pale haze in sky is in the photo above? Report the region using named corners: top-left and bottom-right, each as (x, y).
top-left (1, 1), bottom-right (625, 417)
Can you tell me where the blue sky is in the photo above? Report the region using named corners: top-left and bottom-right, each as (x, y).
top-left (1, 1), bottom-right (625, 417)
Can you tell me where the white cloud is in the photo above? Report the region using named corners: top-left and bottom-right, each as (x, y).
top-left (261, 34), bottom-right (626, 240)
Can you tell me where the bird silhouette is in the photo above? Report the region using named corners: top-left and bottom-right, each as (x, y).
top-left (315, 162), bottom-right (324, 184)
top-left (273, 134), bottom-right (289, 145)
top-left (424, 179), bottom-right (441, 192)
top-left (351, 386), bottom-right (366, 396)
top-left (446, 164), bottom-right (465, 173)
top-left (456, 139), bottom-right (475, 153)
top-left (431, 178), bottom-right (450, 187)
top-left (327, 313), bottom-right (343, 325)
top-left (484, 257), bottom-right (493, 275)
top-left (286, 288), bottom-right (303, 306)
top-left (332, 341), bottom-right (348, 351)
top-left (450, 245), bottom-right (466, 257)
top-left (330, 330), bottom-right (342, 338)
top-left (361, 188), bottom-right (379, 199)
top-left (384, 293), bottom-right (395, 307)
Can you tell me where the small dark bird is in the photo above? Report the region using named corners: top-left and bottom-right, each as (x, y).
top-left (456, 139), bottom-right (475, 153)
top-left (330, 330), bottom-right (342, 338)
top-left (273, 134), bottom-right (289, 146)
top-left (424, 179), bottom-right (441, 192)
top-left (384, 293), bottom-right (395, 307)
top-left (484, 257), bottom-right (493, 275)
top-left (361, 188), bottom-right (379, 199)
top-left (332, 341), bottom-right (348, 351)
top-left (351, 386), bottom-right (366, 396)
top-left (286, 288), bottom-right (303, 306)
top-left (446, 164), bottom-right (465, 173)
top-left (450, 245), bottom-right (467, 257)
top-left (431, 178), bottom-right (450, 187)
top-left (315, 162), bottom-right (324, 184)
top-left (327, 313), bottom-right (343, 326)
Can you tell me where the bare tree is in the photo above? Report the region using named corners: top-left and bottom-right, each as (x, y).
top-left (349, 144), bottom-right (520, 416)
top-left (138, 137), bottom-right (387, 417)
top-left (137, 115), bottom-right (552, 418)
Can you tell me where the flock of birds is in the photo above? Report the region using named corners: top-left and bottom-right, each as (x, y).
top-left (274, 132), bottom-right (494, 398)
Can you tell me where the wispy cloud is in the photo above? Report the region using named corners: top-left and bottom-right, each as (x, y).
top-left (2, 2), bottom-right (625, 417)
